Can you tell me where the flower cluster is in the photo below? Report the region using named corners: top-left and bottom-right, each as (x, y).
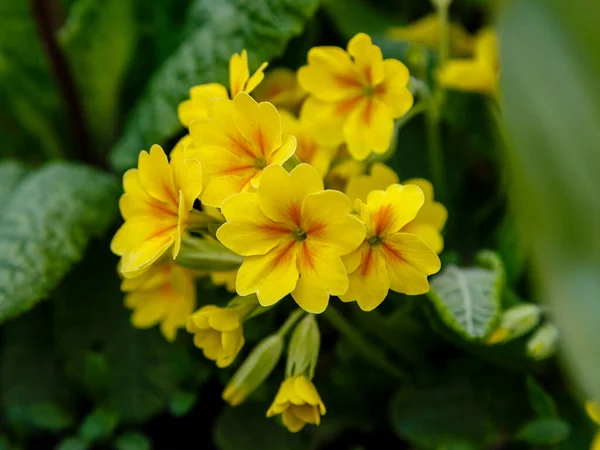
top-left (111, 30), bottom-right (457, 433)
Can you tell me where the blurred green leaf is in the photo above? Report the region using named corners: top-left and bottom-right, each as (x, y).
top-left (526, 377), bottom-right (558, 419)
top-left (516, 418), bottom-right (571, 445)
top-left (390, 359), bottom-right (528, 449)
top-left (78, 407), bottom-right (119, 443)
top-left (0, 0), bottom-right (66, 161)
top-left (0, 308), bottom-right (73, 433)
top-left (0, 162), bottom-right (119, 322)
top-left (0, 161), bottom-right (28, 207)
top-left (428, 252), bottom-right (503, 340)
top-left (59, 0), bottom-right (136, 151)
top-left (109, 0), bottom-right (320, 171)
top-left (214, 401), bottom-right (309, 450)
top-left (169, 390), bottom-right (197, 417)
top-left (56, 437), bottom-right (88, 450)
top-left (499, 0), bottom-right (600, 403)
top-left (114, 431), bottom-right (152, 450)
top-left (322, 0), bottom-right (396, 39)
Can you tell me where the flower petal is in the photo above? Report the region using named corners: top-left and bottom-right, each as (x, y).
top-left (137, 145), bottom-right (177, 205)
top-left (282, 409), bottom-right (305, 432)
top-left (344, 99), bottom-right (394, 160)
top-left (402, 222), bottom-right (444, 254)
top-left (377, 61), bottom-right (414, 117)
top-left (299, 97), bottom-right (346, 146)
top-left (233, 92), bottom-right (282, 156)
top-left (367, 184), bottom-right (425, 237)
top-left (347, 33), bottom-right (384, 85)
top-left (294, 376), bottom-right (325, 412)
top-left (292, 241), bottom-right (348, 313)
top-left (381, 232), bottom-right (441, 295)
top-left (298, 47), bottom-right (362, 101)
top-left (170, 143), bottom-right (202, 211)
top-left (302, 190), bottom-right (366, 255)
top-left (339, 246), bottom-right (389, 312)
top-left (438, 60), bottom-right (496, 94)
top-left (345, 162), bottom-right (399, 203)
top-left (217, 192), bottom-right (290, 256)
top-left (291, 405), bottom-right (320, 425)
top-left (245, 62), bottom-right (268, 93)
top-left (201, 173), bottom-right (254, 208)
top-left (236, 240), bottom-right (299, 306)
top-left (258, 164), bottom-right (323, 227)
top-left (270, 134), bottom-right (297, 166)
top-left (178, 83), bottom-right (229, 127)
top-left (229, 50), bottom-right (250, 98)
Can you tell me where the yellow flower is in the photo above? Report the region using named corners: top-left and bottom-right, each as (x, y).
top-left (267, 375), bottom-right (326, 432)
top-left (216, 164), bottom-right (365, 313)
top-left (586, 401), bottom-right (600, 450)
top-left (298, 33), bottom-right (414, 160)
top-left (340, 184), bottom-right (441, 311)
top-left (178, 50), bottom-right (268, 128)
top-left (387, 14), bottom-right (474, 56)
top-left (438, 27), bottom-right (498, 95)
top-left (121, 263), bottom-right (196, 342)
top-left (280, 109), bottom-right (337, 177)
top-left (345, 163), bottom-right (447, 253)
top-left (111, 144), bottom-right (203, 278)
top-left (325, 157), bottom-right (366, 192)
top-left (252, 68), bottom-right (307, 112)
top-left (210, 270), bottom-right (238, 292)
top-left (186, 301), bottom-right (255, 368)
top-left (189, 92), bottom-right (296, 207)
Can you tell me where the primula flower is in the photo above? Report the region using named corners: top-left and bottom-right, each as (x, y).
top-left (111, 144), bottom-right (202, 278)
top-left (186, 301), bottom-right (255, 368)
top-left (325, 157), bottom-right (366, 192)
top-left (438, 27), bottom-right (498, 95)
top-left (178, 49), bottom-right (268, 128)
top-left (210, 270), bottom-right (238, 293)
top-left (252, 68), bottom-right (307, 112)
top-left (189, 92), bottom-right (296, 207)
top-left (298, 33), bottom-right (413, 160)
top-left (280, 110), bottom-right (337, 177)
top-left (340, 184), bottom-right (441, 311)
top-left (267, 375), bottom-right (326, 433)
top-left (121, 263), bottom-right (196, 342)
top-left (216, 164), bottom-right (365, 314)
top-left (387, 14), bottom-right (473, 56)
top-left (586, 401), bottom-right (600, 450)
top-left (346, 163), bottom-right (447, 253)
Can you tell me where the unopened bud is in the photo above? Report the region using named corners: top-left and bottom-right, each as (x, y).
top-left (487, 304), bottom-right (541, 344)
top-left (527, 323), bottom-right (559, 361)
top-left (222, 334), bottom-right (283, 406)
top-left (286, 314), bottom-right (320, 379)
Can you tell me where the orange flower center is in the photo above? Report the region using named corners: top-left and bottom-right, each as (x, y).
top-left (363, 85), bottom-right (376, 98)
top-left (253, 157), bottom-right (267, 170)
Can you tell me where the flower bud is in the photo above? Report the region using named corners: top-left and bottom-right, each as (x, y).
top-left (286, 314), bottom-right (320, 379)
top-left (527, 323), bottom-right (559, 361)
top-left (222, 334), bottom-right (284, 406)
top-left (487, 304), bottom-right (541, 344)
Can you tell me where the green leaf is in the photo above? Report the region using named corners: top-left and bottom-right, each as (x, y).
top-left (78, 407), bottom-right (119, 443)
top-left (0, 1), bottom-right (66, 160)
top-left (321, 0), bottom-right (397, 40)
top-left (0, 162), bottom-right (119, 322)
top-left (499, 0), bottom-right (600, 403)
top-left (109, 0), bottom-right (320, 171)
top-left (0, 308), bottom-right (74, 433)
top-left (56, 437), bottom-right (89, 450)
top-left (428, 252), bottom-right (503, 340)
top-left (169, 390), bottom-right (198, 417)
top-left (516, 418), bottom-right (571, 445)
top-left (390, 359), bottom-right (529, 449)
top-left (0, 161), bottom-right (28, 207)
top-left (214, 401), bottom-right (309, 450)
top-left (114, 432), bottom-right (152, 450)
top-left (526, 377), bottom-right (558, 418)
top-left (59, 0), bottom-right (136, 150)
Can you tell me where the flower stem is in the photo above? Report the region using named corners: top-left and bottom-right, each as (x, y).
top-left (323, 306), bottom-right (410, 383)
top-left (283, 154), bottom-right (302, 172)
top-left (277, 309), bottom-right (305, 338)
top-left (435, 0), bottom-right (451, 67)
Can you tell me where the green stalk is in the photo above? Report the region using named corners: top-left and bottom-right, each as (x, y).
top-left (323, 306), bottom-right (410, 383)
top-left (277, 309), bottom-right (305, 338)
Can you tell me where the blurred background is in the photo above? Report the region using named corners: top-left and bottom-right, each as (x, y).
top-left (0, 0), bottom-right (599, 448)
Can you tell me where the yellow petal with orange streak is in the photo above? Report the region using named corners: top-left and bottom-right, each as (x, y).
top-left (137, 145), bottom-right (177, 205)
top-left (343, 98), bottom-right (395, 160)
top-left (347, 33), bottom-right (384, 86)
top-left (233, 92), bottom-right (282, 156)
top-left (217, 192), bottom-right (289, 256)
top-left (236, 239), bottom-right (299, 307)
top-left (229, 50), bottom-right (250, 98)
top-left (339, 246), bottom-right (389, 311)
